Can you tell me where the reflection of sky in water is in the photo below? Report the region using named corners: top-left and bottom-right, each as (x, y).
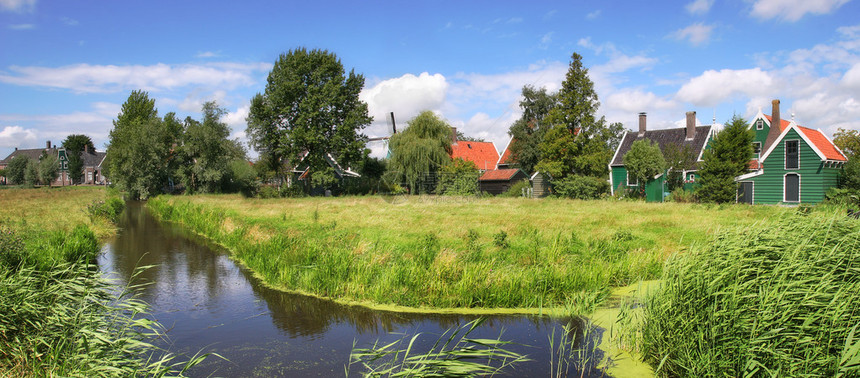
top-left (98, 202), bottom-right (606, 377)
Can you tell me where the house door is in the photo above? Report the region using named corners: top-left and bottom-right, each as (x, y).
top-left (785, 174), bottom-right (800, 203)
top-left (738, 182), bottom-right (753, 204)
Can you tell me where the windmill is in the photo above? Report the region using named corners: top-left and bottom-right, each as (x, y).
top-left (367, 112), bottom-right (397, 157)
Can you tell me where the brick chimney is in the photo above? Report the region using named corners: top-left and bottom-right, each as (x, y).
top-left (84, 144), bottom-right (89, 154)
top-left (764, 99), bottom-right (782, 151)
top-left (686, 111), bottom-right (696, 140)
top-left (638, 112), bottom-right (646, 137)
top-left (451, 127), bottom-right (457, 144)
top-left (46, 140), bottom-right (51, 149)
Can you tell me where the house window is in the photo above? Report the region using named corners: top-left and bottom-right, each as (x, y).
top-left (756, 119), bottom-right (763, 130)
top-left (785, 140), bottom-right (799, 169)
top-left (627, 171), bottom-right (638, 186)
top-left (753, 142), bottom-right (762, 160)
top-left (688, 173), bottom-right (695, 182)
top-left (87, 171), bottom-right (93, 183)
top-left (784, 173), bottom-right (800, 202)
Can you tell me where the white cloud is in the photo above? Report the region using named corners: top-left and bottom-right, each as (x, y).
top-left (676, 68), bottom-right (774, 106)
top-left (842, 62), bottom-right (860, 88)
top-left (196, 51), bottom-right (219, 58)
top-left (539, 32), bottom-right (554, 49)
top-left (8, 23), bottom-right (35, 30)
top-left (60, 17), bottom-right (78, 26)
top-left (223, 103), bottom-right (250, 131)
top-left (686, 0), bottom-right (714, 14)
top-left (0, 62), bottom-right (268, 93)
top-left (0, 0), bottom-right (35, 12)
top-left (586, 10), bottom-right (601, 19)
top-left (0, 125), bottom-right (38, 148)
top-left (670, 23), bottom-right (714, 46)
top-left (360, 72), bottom-right (448, 132)
top-left (749, 0), bottom-right (850, 22)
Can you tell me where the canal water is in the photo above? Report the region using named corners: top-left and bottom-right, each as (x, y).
top-left (98, 202), bottom-right (607, 377)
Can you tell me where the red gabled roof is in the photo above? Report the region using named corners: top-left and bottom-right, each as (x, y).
top-left (748, 160), bottom-right (763, 170)
top-left (479, 169), bottom-right (523, 181)
top-left (763, 115), bottom-right (846, 161)
top-left (450, 141), bottom-right (499, 171)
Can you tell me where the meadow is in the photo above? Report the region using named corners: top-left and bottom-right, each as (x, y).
top-left (0, 187), bottom-right (201, 376)
top-left (147, 194), bottom-right (791, 313)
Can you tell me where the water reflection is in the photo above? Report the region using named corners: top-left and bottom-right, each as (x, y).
top-left (99, 202), bottom-right (607, 377)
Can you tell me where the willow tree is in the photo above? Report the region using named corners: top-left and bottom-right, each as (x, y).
top-left (387, 111), bottom-right (452, 193)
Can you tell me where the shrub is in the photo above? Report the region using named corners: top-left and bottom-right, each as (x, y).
top-left (666, 187), bottom-right (698, 203)
top-left (437, 158), bottom-right (480, 196)
top-left (500, 179), bottom-right (531, 198)
top-left (552, 176), bottom-right (609, 200)
top-left (87, 197), bottom-right (126, 224)
top-left (257, 185), bottom-right (279, 199)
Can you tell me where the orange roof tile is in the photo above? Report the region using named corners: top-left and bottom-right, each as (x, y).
top-left (748, 160), bottom-right (763, 170)
top-left (498, 143), bottom-right (514, 166)
top-left (450, 141), bottom-right (499, 171)
top-left (479, 169), bottom-right (523, 181)
top-left (763, 114), bottom-right (846, 161)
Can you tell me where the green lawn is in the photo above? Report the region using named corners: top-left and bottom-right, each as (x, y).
top-left (149, 194), bottom-right (791, 313)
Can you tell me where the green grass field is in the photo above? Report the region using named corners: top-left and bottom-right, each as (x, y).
top-left (148, 194), bottom-right (792, 313)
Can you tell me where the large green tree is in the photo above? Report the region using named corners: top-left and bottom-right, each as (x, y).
top-left (663, 143), bottom-right (698, 191)
top-left (105, 90), bottom-right (175, 199)
top-left (833, 128), bottom-right (860, 157)
top-left (61, 134), bottom-right (95, 184)
top-left (624, 139), bottom-right (666, 191)
top-left (5, 155), bottom-right (29, 185)
top-left (387, 111), bottom-right (453, 192)
top-left (506, 85), bottom-right (559, 174)
top-left (246, 48), bottom-right (371, 188)
top-left (178, 101), bottom-right (245, 193)
top-left (697, 114), bottom-right (754, 203)
top-left (534, 52), bottom-right (624, 179)
top-left (38, 154), bottom-right (59, 187)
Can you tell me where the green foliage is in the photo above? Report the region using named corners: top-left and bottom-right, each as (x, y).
top-left (87, 197), bottom-right (125, 224)
top-left (833, 128), bottom-right (860, 157)
top-left (38, 154), bottom-right (59, 187)
top-left (552, 175), bottom-right (610, 200)
top-left (178, 101), bottom-right (246, 193)
top-left (387, 111), bottom-right (453, 192)
top-left (348, 318), bottom-right (529, 377)
top-left (697, 114), bottom-right (754, 203)
top-left (506, 85), bottom-right (559, 174)
top-left (105, 90), bottom-right (174, 200)
top-left (247, 48), bottom-right (371, 185)
top-left (225, 158), bottom-right (258, 197)
top-left (437, 158), bottom-right (479, 195)
top-left (534, 53), bottom-right (624, 180)
top-left (666, 187), bottom-right (698, 203)
top-left (0, 227), bottom-right (26, 269)
top-left (637, 215), bottom-right (860, 377)
top-left (623, 139), bottom-right (666, 190)
top-left (6, 155), bottom-right (29, 185)
top-left (841, 155), bottom-right (860, 191)
top-left (662, 143), bottom-right (697, 191)
top-left (61, 134), bottom-right (95, 184)
top-left (23, 158), bottom-right (39, 187)
top-left (500, 179), bottom-right (531, 197)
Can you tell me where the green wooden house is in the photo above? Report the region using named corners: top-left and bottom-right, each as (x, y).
top-left (736, 100), bottom-right (848, 204)
top-left (609, 111), bottom-right (714, 202)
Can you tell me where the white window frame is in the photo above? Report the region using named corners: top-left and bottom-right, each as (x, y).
top-left (752, 142), bottom-right (762, 160)
top-left (687, 173), bottom-right (695, 182)
top-left (87, 171), bottom-right (93, 183)
top-left (756, 119), bottom-right (764, 130)
top-left (784, 139), bottom-right (799, 170)
top-left (626, 171), bottom-right (638, 186)
top-left (783, 173), bottom-right (801, 203)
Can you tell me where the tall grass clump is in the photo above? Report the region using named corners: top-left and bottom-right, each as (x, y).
top-left (346, 318), bottom-right (529, 377)
top-left (636, 213), bottom-right (860, 376)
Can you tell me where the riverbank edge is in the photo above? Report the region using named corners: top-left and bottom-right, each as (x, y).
top-left (145, 199), bottom-right (657, 376)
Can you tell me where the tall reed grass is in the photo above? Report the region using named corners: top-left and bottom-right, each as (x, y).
top-left (147, 196), bottom-right (681, 311)
top-left (633, 213), bottom-right (860, 376)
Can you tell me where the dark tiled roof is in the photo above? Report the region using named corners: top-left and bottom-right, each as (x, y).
top-left (0, 148), bottom-right (105, 167)
top-left (610, 125), bottom-right (712, 167)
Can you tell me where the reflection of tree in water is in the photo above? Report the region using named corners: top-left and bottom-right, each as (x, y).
top-left (108, 202), bottom-right (233, 304)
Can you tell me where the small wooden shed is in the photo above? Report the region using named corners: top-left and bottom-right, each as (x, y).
top-left (479, 169), bottom-right (529, 195)
top-left (530, 172), bottom-right (551, 198)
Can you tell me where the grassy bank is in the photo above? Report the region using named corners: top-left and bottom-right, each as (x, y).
top-left (625, 212), bottom-right (860, 376)
top-left (148, 194), bottom-right (789, 312)
top-left (0, 187), bottom-right (199, 376)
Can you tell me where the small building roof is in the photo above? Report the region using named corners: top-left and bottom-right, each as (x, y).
top-left (450, 141), bottom-right (499, 171)
top-left (610, 125), bottom-right (712, 167)
top-left (479, 168), bottom-right (525, 181)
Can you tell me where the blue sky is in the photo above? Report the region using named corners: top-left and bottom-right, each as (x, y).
top-left (2, 0), bottom-right (859, 159)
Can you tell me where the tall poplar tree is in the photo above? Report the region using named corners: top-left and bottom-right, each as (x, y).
top-left (61, 134), bottom-right (95, 184)
top-left (697, 114), bottom-right (754, 203)
top-left (506, 85), bottom-right (559, 174)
